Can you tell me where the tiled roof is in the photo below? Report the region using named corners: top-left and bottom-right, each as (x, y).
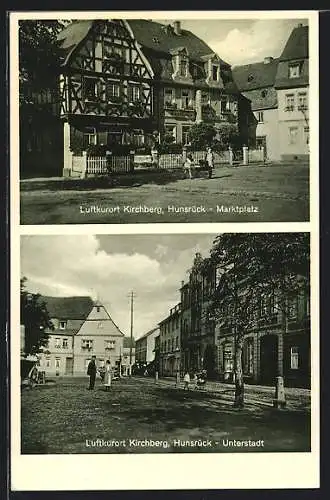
top-left (136, 326), bottom-right (159, 342)
top-left (127, 20), bottom-right (229, 66)
top-left (232, 58), bottom-right (279, 91)
top-left (279, 25), bottom-right (308, 62)
top-left (40, 296), bottom-right (94, 320)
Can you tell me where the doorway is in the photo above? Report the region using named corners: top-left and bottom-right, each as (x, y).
top-left (65, 357), bottom-right (74, 376)
top-left (259, 334), bottom-right (278, 385)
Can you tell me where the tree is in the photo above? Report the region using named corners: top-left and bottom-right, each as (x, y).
top-left (213, 122), bottom-right (241, 151)
top-left (208, 233), bottom-right (310, 408)
top-left (187, 122), bottom-right (217, 149)
top-left (20, 277), bottom-right (54, 355)
top-left (19, 20), bottom-right (66, 106)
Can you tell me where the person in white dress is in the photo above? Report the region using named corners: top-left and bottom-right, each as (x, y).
top-left (104, 360), bottom-right (112, 391)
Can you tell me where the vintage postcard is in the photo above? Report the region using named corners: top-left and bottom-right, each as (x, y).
top-left (10, 10), bottom-right (319, 491)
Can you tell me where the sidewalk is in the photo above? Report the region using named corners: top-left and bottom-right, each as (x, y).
top-left (154, 377), bottom-right (311, 412)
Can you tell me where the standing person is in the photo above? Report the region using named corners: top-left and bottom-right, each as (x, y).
top-left (193, 373), bottom-right (198, 390)
top-left (87, 356), bottom-right (97, 390)
top-left (206, 147), bottom-right (214, 178)
top-left (183, 154), bottom-right (193, 179)
top-left (104, 360), bottom-right (112, 392)
top-left (183, 371), bottom-right (190, 390)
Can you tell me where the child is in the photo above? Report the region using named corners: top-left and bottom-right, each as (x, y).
top-left (183, 371), bottom-right (190, 390)
top-left (104, 360), bottom-right (112, 391)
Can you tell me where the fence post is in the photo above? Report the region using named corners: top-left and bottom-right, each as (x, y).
top-left (151, 147), bottom-right (159, 167)
top-left (228, 146), bottom-right (233, 166)
top-left (80, 151), bottom-right (87, 178)
top-left (261, 146), bottom-right (265, 163)
top-left (243, 146), bottom-right (249, 165)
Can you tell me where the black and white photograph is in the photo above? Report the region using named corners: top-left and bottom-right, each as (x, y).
top-left (17, 16), bottom-right (312, 224)
top-left (19, 233), bottom-right (311, 455)
top-left (9, 9), bottom-right (319, 492)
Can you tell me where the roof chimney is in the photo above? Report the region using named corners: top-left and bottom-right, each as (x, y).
top-left (173, 21), bottom-right (181, 35)
top-left (264, 56), bottom-right (274, 64)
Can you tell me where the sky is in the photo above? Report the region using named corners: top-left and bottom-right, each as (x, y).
top-left (21, 234), bottom-right (218, 339)
top-left (155, 18), bottom-right (308, 66)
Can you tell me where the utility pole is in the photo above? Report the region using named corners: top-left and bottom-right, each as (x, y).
top-left (129, 291), bottom-right (136, 375)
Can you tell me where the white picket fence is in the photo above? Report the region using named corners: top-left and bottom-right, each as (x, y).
top-left (86, 156), bottom-right (108, 175)
top-left (64, 146), bottom-right (265, 178)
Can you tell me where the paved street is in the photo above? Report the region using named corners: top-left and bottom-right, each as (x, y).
top-left (20, 163), bottom-right (309, 224)
top-left (21, 376), bottom-right (310, 454)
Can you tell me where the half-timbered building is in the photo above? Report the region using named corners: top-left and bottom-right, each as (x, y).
top-left (57, 19), bottom-right (155, 162)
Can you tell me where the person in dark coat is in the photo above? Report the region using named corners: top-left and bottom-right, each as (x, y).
top-left (87, 356), bottom-right (97, 390)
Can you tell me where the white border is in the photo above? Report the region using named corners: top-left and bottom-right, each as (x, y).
top-left (10, 10), bottom-right (319, 491)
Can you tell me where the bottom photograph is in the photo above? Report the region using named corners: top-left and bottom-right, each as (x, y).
top-left (19, 232), bottom-right (311, 454)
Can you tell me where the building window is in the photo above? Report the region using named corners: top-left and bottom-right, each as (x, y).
top-left (175, 336), bottom-right (179, 349)
top-left (243, 338), bottom-right (253, 374)
top-left (164, 125), bottom-right (177, 143)
top-left (289, 126), bottom-right (299, 145)
top-left (304, 126), bottom-right (310, 145)
top-left (298, 92), bottom-right (308, 111)
top-left (54, 338), bottom-right (61, 348)
top-left (164, 88), bottom-right (175, 107)
top-left (97, 322), bottom-right (103, 329)
top-left (261, 89), bottom-right (268, 98)
top-left (182, 126), bottom-right (190, 145)
top-left (179, 58), bottom-right (188, 77)
top-left (212, 64), bottom-right (219, 81)
top-left (83, 78), bottom-right (98, 101)
top-left (181, 89), bottom-right (190, 109)
top-left (105, 340), bottom-right (115, 350)
top-left (201, 92), bottom-right (209, 104)
top-left (290, 346), bottom-right (299, 369)
top-left (55, 358), bottom-right (60, 369)
top-left (81, 339), bottom-right (93, 350)
top-left (106, 82), bottom-right (121, 101)
top-left (288, 296), bottom-right (298, 319)
top-left (84, 127), bottom-right (97, 147)
top-left (223, 344), bottom-right (233, 373)
top-left (285, 94), bottom-right (295, 111)
top-left (256, 111), bottom-right (264, 123)
top-left (59, 321), bottom-right (67, 330)
top-left (62, 338), bottom-right (68, 349)
top-left (289, 63), bottom-right (302, 79)
top-left (128, 85), bottom-right (141, 102)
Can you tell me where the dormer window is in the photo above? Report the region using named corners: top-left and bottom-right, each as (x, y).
top-left (59, 321), bottom-right (67, 330)
top-left (289, 62), bottom-right (302, 78)
top-left (212, 65), bottom-right (219, 81)
top-left (247, 74), bottom-right (254, 82)
top-left (179, 58), bottom-right (188, 78)
top-left (152, 37), bottom-right (160, 43)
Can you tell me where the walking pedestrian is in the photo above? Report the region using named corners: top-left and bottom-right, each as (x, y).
top-left (206, 147), bottom-right (214, 178)
top-left (193, 373), bottom-right (198, 390)
top-left (183, 371), bottom-right (190, 390)
top-left (183, 154), bottom-right (193, 179)
top-left (103, 360), bottom-right (112, 392)
top-left (87, 356), bottom-right (97, 390)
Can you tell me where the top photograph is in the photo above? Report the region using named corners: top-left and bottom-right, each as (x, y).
top-left (16, 15), bottom-right (313, 224)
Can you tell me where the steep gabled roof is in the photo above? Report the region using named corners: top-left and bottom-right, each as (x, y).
top-left (279, 24), bottom-right (308, 62)
top-left (40, 296), bottom-right (93, 320)
top-left (232, 58), bottom-right (279, 92)
top-left (127, 20), bottom-right (230, 66)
